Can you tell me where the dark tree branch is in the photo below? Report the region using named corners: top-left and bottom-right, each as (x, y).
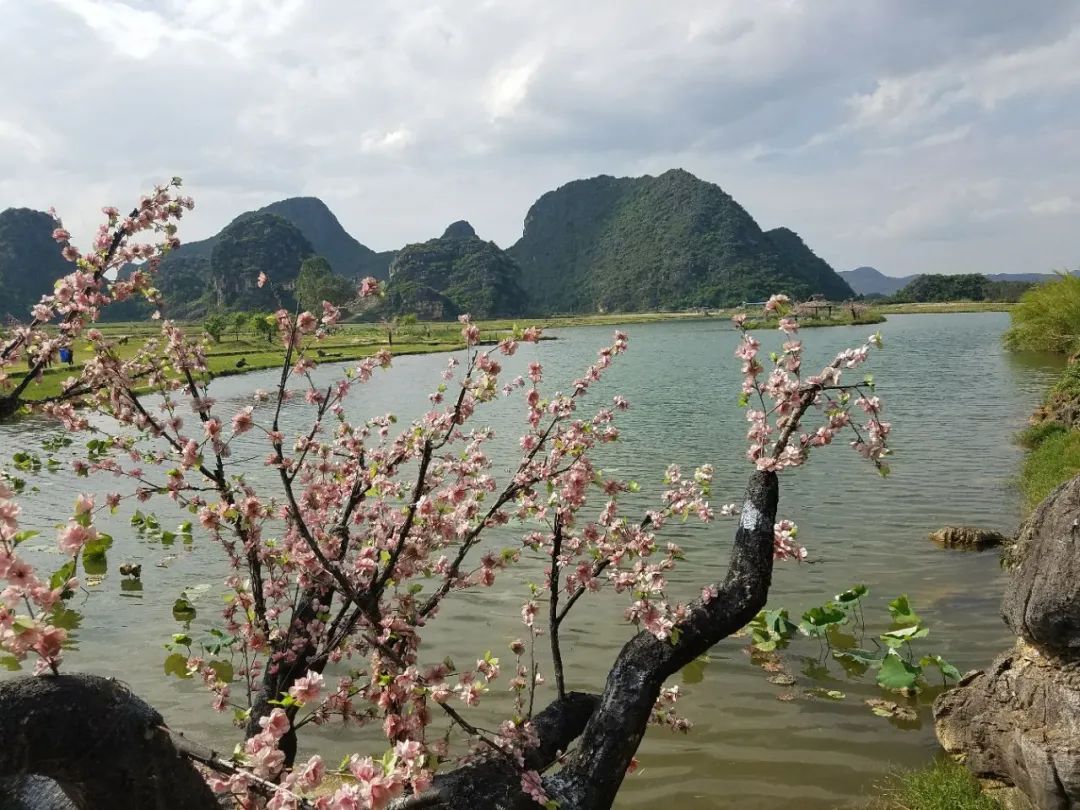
top-left (543, 470), bottom-right (778, 809)
top-left (548, 513), bottom-right (567, 700)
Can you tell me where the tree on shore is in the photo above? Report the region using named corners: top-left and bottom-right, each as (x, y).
top-left (0, 188), bottom-right (891, 809)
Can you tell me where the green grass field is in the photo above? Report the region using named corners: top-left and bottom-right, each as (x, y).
top-left (875, 301), bottom-right (1016, 315)
top-left (4, 306), bottom-right (892, 405)
top-left (6, 322), bottom-right (476, 402)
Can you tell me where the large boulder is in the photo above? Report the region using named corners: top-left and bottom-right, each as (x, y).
top-left (935, 474), bottom-right (1080, 809)
top-left (934, 642), bottom-right (1080, 809)
top-left (1003, 476), bottom-right (1080, 660)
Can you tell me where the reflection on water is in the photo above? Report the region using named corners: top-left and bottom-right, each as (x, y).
top-left (0, 313), bottom-right (1063, 809)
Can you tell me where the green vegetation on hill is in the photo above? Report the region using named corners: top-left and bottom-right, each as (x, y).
top-left (115, 196), bottom-right (395, 321)
top-left (508, 169), bottom-right (854, 314)
top-left (386, 221), bottom-right (528, 319)
top-left (210, 212), bottom-right (314, 311)
top-left (295, 256), bottom-right (354, 312)
top-left (887, 273), bottom-right (1033, 304)
top-left (0, 208), bottom-right (71, 319)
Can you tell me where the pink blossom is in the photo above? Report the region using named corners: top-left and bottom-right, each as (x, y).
top-left (258, 707), bottom-right (291, 739)
top-left (257, 271), bottom-right (268, 288)
top-left (58, 523), bottom-right (96, 556)
top-left (231, 407), bottom-right (254, 434)
top-left (288, 671), bottom-right (324, 704)
top-left (359, 276), bottom-right (380, 298)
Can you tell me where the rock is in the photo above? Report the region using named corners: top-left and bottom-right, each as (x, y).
top-left (934, 642), bottom-right (1080, 809)
top-left (929, 525), bottom-right (1009, 550)
top-left (1003, 475), bottom-right (1080, 660)
top-left (441, 220), bottom-right (477, 240)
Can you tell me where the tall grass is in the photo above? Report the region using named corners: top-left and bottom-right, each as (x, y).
top-left (866, 759), bottom-right (999, 810)
top-left (1004, 273), bottom-right (1080, 354)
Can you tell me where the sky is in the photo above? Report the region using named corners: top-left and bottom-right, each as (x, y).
top-left (1, 0), bottom-right (1078, 278)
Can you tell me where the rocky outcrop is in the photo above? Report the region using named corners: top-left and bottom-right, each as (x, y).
top-left (929, 526), bottom-right (1010, 550)
top-left (934, 475), bottom-right (1080, 808)
top-left (1004, 478), bottom-right (1080, 659)
top-left (935, 643), bottom-right (1080, 809)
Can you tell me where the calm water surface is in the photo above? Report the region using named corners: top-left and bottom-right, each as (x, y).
top-left (0, 313), bottom-right (1063, 808)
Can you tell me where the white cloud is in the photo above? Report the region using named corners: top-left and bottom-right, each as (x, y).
top-left (1031, 196), bottom-right (1080, 216)
top-left (487, 57), bottom-right (542, 120)
top-left (0, 0), bottom-right (1077, 279)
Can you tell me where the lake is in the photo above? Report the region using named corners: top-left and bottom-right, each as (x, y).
top-left (0, 312), bottom-right (1063, 808)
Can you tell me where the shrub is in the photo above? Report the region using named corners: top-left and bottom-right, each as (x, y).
top-left (1004, 273), bottom-right (1080, 354)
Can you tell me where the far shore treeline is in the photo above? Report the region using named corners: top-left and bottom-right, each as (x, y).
top-left (0, 168), bottom-right (1057, 323)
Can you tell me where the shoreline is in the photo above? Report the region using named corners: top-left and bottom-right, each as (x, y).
top-left (5, 305), bottom-right (1010, 407)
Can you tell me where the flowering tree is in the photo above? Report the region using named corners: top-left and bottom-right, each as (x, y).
top-left (0, 187), bottom-right (890, 810)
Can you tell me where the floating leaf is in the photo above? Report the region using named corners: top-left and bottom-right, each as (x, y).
top-left (768, 673), bottom-right (797, 687)
top-left (681, 655), bottom-right (708, 685)
top-left (865, 698), bottom-right (917, 722)
top-left (876, 651), bottom-right (922, 692)
top-left (172, 595), bottom-right (197, 622)
top-left (832, 648), bottom-right (880, 676)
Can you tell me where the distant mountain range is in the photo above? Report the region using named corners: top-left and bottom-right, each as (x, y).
top-left (19, 170), bottom-right (1061, 320)
top-left (840, 265), bottom-right (1062, 297)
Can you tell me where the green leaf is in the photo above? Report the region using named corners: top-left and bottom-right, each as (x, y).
top-left (172, 596), bottom-right (197, 622)
top-left (171, 633), bottom-right (193, 647)
top-left (11, 530), bottom-right (39, 547)
top-left (681, 655), bottom-right (708, 685)
top-left (919, 654), bottom-right (962, 682)
top-left (834, 585), bottom-right (868, 604)
top-left (799, 604), bottom-right (847, 637)
top-left (163, 652), bottom-right (192, 679)
top-left (888, 595), bottom-right (920, 627)
top-left (207, 660), bottom-right (234, 684)
top-left (880, 624), bottom-right (930, 648)
top-left (876, 651), bottom-right (922, 692)
top-left (49, 561), bottom-right (76, 593)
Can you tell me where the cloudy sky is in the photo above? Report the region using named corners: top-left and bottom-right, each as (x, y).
top-left (2, 0), bottom-right (1078, 277)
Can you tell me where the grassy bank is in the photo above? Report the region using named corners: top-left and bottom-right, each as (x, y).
top-left (740, 310), bottom-right (886, 330)
top-left (1017, 363), bottom-right (1080, 508)
top-left (876, 301), bottom-right (1016, 315)
top-left (6, 326), bottom-right (475, 403)
top-left (865, 759), bottom-right (999, 810)
top-left (1005, 276), bottom-right (1080, 509)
